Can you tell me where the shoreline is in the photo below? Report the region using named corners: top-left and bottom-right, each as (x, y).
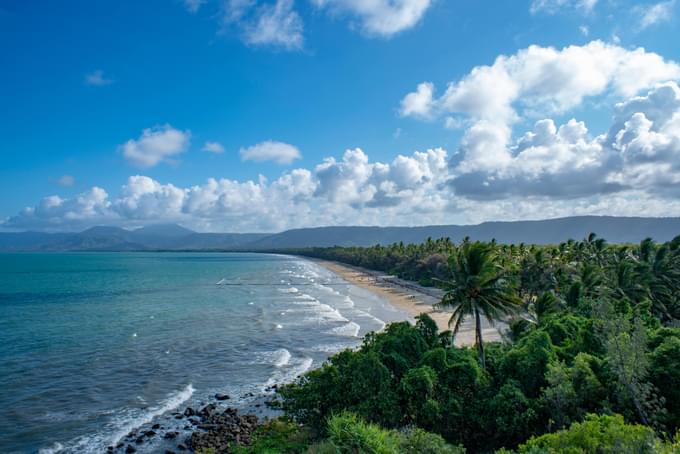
top-left (308, 257), bottom-right (504, 347)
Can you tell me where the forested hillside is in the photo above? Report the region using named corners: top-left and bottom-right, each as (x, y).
top-left (233, 233), bottom-right (680, 453)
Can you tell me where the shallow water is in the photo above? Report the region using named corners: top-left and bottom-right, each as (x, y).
top-left (0, 252), bottom-right (408, 453)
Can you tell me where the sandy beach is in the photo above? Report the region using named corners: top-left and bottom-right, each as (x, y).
top-left (310, 258), bottom-right (504, 347)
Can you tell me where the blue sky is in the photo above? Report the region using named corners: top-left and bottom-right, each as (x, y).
top-left (1, 0), bottom-right (680, 232)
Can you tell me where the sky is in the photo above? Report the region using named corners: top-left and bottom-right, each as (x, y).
top-left (1, 0), bottom-right (679, 233)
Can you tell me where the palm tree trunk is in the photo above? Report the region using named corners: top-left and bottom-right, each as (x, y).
top-left (475, 308), bottom-right (486, 369)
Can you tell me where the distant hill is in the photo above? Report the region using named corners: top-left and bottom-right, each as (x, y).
top-left (0, 224), bottom-right (269, 252)
top-left (1, 217), bottom-right (679, 252)
top-left (249, 217), bottom-right (680, 248)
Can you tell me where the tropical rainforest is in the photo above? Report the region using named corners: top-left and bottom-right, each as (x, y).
top-left (237, 234), bottom-right (680, 453)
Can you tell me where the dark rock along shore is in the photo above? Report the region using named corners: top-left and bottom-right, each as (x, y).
top-left (108, 391), bottom-right (280, 454)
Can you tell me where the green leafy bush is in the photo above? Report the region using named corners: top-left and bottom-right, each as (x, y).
top-left (516, 414), bottom-right (661, 453)
top-left (326, 412), bottom-right (400, 454)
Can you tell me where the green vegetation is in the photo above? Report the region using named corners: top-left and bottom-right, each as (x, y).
top-left (259, 234), bottom-right (680, 452)
top-left (234, 413), bottom-right (464, 453)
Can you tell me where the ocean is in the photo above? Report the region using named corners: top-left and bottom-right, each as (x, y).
top-left (0, 252), bottom-right (409, 453)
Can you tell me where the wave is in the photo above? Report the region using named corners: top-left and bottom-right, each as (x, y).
top-left (328, 321), bottom-right (361, 337)
top-left (306, 342), bottom-right (358, 354)
top-left (265, 357), bottom-right (314, 389)
top-left (270, 348), bottom-right (292, 367)
top-left (278, 287), bottom-right (299, 294)
top-left (39, 384), bottom-right (194, 454)
top-left (315, 283), bottom-right (341, 295)
top-left (353, 310), bottom-right (387, 332)
top-left (293, 293), bottom-right (318, 301)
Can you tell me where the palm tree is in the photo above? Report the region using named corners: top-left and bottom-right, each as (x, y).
top-left (436, 241), bottom-right (522, 368)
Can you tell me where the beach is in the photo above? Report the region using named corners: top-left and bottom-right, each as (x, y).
top-left (310, 258), bottom-right (504, 347)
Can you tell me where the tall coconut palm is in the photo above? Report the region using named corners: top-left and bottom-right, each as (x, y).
top-left (436, 241), bottom-right (522, 368)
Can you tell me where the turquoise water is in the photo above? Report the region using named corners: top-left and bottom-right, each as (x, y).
top-left (0, 253), bottom-right (407, 453)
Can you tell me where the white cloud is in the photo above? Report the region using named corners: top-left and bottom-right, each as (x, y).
top-left (5, 187), bottom-right (114, 230)
top-left (399, 82), bottom-right (435, 119)
top-left (7, 88), bottom-right (680, 233)
top-left (214, 0), bottom-right (432, 49)
top-left (450, 82), bottom-right (680, 201)
top-left (637, 0), bottom-right (675, 30)
top-left (311, 0), bottom-right (432, 36)
top-left (120, 125), bottom-right (191, 168)
top-left (530, 0), bottom-right (598, 15)
top-left (202, 141), bottom-right (225, 153)
top-left (402, 41), bottom-right (680, 124)
top-left (85, 70), bottom-right (114, 86)
top-left (240, 140), bottom-right (302, 164)
top-left (56, 175), bottom-right (75, 187)
top-left (4, 148), bottom-right (451, 231)
top-left (7, 47), bottom-right (680, 232)
top-left (184, 0), bottom-right (207, 13)
top-left (401, 41), bottom-right (680, 174)
top-left (240, 0), bottom-right (304, 49)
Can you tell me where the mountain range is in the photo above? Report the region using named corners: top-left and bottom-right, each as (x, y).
top-left (1, 216), bottom-right (679, 252)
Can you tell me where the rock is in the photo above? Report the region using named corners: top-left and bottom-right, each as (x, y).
top-left (177, 443), bottom-right (187, 451)
top-left (144, 430), bottom-right (156, 437)
top-left (125, 445), bottom-right (137, 454)
top-left (152, 423), bottom-right (160, 429)
top-left (165, 451), bottom-right (176, 454)
top-left (188, 409), bottom-right (260, 453)
top-left (135, 437), bottom-right (144, 444)
top-left (116, 442), bottom-right (125, 449)
top-left (214, 393), bottom-right (230, 401)
top-left (198, 403), bottom-right (217, 418)
top-left (107, 446), bottom-right (114, 452)
top-left (183, 407), bottom-right (195, 417)
top-left (163, 431), bottom-right (179, 439)
top-left (174, 415), bottom-right (183, 419)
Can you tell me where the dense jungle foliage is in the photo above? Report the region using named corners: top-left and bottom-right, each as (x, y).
top-left (254, 234), bottom-right (680, 453)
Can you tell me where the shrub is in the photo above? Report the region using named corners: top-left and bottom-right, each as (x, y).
top-left (326, 412), bottom-right (400, 454)
top-left (234, 418), bottom-right (312, 453)
top-left (516, 414), bottom-right (660, 454)
top-left (398, 427), bottom-right (465, 454)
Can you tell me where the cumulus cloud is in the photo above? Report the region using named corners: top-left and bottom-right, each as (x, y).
top-left (240, 140), bottom-right (302, 164)
top-left (4, 148), bottom-right (452, 231)
top-left (202, 141), bottom-right (225, 153)
top-left (7, 46), bottom-right (680, 232)
top-left (6, 86), bottom-right (680, 233)
top-left (637, 0), bottom-right (675, 30)
top-left (397, 42), bottom-right (680, 213)
top-left (530, 0), bottom-right (598, 15)
top-left (85, 70), bottom-right (114, 86)
top-left (311, 0), bottom-right (432, 36)
top-left (120, 125), bottom-right (191, 168)
top-left (5, 187), bottom-right (114, 230)
top-left (449, 82), bottom-right (680, 202)
top-left (401, 41), bottom-right (680, 125)
top-left (400, 82), bottom-right (435, 119)
top-left (400, 41), bottom-right (680, 176)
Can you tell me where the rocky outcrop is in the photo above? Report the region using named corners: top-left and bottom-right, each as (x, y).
top-left (189, 405), bottom-right (259, 453)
